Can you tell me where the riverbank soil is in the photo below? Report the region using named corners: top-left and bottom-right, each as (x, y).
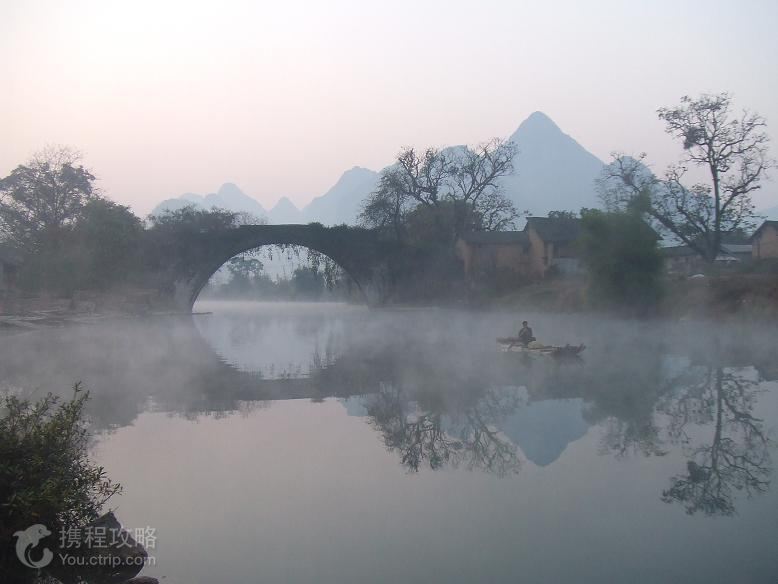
top-left (661, 273), bottom-right (778, 320)
top-left (494, 273), bottom-right (778, 320)
top-left (0, 288), bottom-right (167, 331)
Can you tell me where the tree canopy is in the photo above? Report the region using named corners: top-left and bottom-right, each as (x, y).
top-left (579, 208), bottom-right (662, 312)
top-left (0, 147), bottom-right (98, 251)
top-left (0, 147), bottom-right (147, 293)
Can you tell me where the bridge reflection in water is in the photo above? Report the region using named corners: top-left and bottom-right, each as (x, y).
top-left (0, 307), bottom-right (774, 518)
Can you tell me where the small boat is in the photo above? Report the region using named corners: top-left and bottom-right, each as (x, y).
top-left (496, 338), bottom-right (586, 358)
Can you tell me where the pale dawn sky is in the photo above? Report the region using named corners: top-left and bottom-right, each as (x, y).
top-left (2, 0), bottom-right (777, 215)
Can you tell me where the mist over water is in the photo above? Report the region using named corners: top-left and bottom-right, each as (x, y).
top-left (2, 302), bottom-right (778, 583)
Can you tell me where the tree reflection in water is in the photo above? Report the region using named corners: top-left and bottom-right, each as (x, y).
top-left (364, 384), bottom-right (523, 476)
top-left (660, 365), bottom-right (771, 516)
top-left (355, 341), bottom-right (773, 516)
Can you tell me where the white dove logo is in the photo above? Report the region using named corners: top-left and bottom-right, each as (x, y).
top-left (13, 524), bottom-right (54, 569)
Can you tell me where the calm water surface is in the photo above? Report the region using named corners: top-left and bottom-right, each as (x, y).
top-left (2, 301), bottom-right (777, 583)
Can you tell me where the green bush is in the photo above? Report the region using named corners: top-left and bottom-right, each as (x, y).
top-left (0, 385), bottom-right (120, 581)
top-left (579, 209), bottom-right (663, 313)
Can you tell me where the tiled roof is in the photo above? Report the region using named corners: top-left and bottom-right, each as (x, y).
top-left (525, 217), bottom-right (582, 243)
top-left (720, 243), bottom-right (752, 254)
top-left (691, 231), bottom-right (751, 247)
top-left (662, 242), bottom-right (752, 257)
top-left (751, 220), bottom-right (778, 241)
top-left (661, 245), bottom-right (697, 258)
top-left (718, 232), bottom-right (751, 245)
top-left (459, 231), bottom-right (529, 245)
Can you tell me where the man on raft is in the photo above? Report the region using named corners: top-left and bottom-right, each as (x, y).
top-left (517, 321), bottom-right (536, 347)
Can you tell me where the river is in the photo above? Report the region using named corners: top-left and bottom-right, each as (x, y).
top-left (2, 301), bottom-right (777, 583)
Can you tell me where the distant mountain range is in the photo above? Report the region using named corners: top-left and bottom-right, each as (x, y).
top-left (151, 168), bottom-right (380, 224)
top-left (150, 111), bottom-right (776, 225)
top-left (154, 182), bottom-right (268, 218)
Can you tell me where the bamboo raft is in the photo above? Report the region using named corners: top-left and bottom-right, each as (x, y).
top-left (496, 338), bottom-right (586, 358)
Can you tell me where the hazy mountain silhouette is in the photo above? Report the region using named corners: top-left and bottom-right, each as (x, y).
top-left (498, 398), bottom-right (590, 467)
top-left (151, 196), bottom-right (198, 216)
top-left (151, 112), bottom-right (606, 223)
top-left (503, 111), bottom-right (604, 215)
top-left (268, 196), bottom-right (304, 223)
top-left (304, 115), bottom-right (605, 222)
top-left (210, 183), bottom-right (266, 216)
top-left (151, 183), bottom-right (267, 219)
top-left (302, 166), bottom-right (380, 225)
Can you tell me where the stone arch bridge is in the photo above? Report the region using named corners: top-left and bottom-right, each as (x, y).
top-left (155, 224), bottom-right (398, 311)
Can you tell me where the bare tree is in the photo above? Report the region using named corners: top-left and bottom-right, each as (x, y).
top-left (449, 139), bottom-right (518, 233)
top-left (599, 154), bottom-right (723, 258)
top-left (598, 94), bottom-right (773, 261)
top-left (658, 93), bottom-right (771, 258)
top-left (450, 138), bottom-right (515, 204)
top-left (597, 153), bottom-right (657, 212)
top-left (396, 147), bottom-right (452, 207)
top-left (359, 138), bottom-right (519, 238)
top-left (358, 168), bottom-right (413, 239)
top-left (476, 189), bottom-right (521, 231)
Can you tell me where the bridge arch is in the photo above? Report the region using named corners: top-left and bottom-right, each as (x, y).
top-left (192, 242), bottom-right (364, 306)
top-left (166, 224), bottom-right (393, 311)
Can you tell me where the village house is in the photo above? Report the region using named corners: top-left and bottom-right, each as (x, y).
top-left (524, 216), bottom-right (583, 277)
top-left (663, 232), bottom-right (753, 276)
top-left (751, 220), bottom-right (778, 260)
top-left (661, 245), bottom-right (699, 276)
top-left (455, 231), bottom-right (532, 282)
top-left (456, 216), bottom-right (583, 284)
top-left (717, 231), bottom-right (754, 263)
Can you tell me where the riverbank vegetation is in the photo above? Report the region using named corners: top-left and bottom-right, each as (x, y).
top-left (578, 208), bottom-right (663, 314)
top-left (0, 147), bottom-right (143, 296)
top-left (0, 386), bottom-right (121, 582)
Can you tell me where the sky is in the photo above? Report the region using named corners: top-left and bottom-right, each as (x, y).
top-left (2, 0), bottom-right (778, 215)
